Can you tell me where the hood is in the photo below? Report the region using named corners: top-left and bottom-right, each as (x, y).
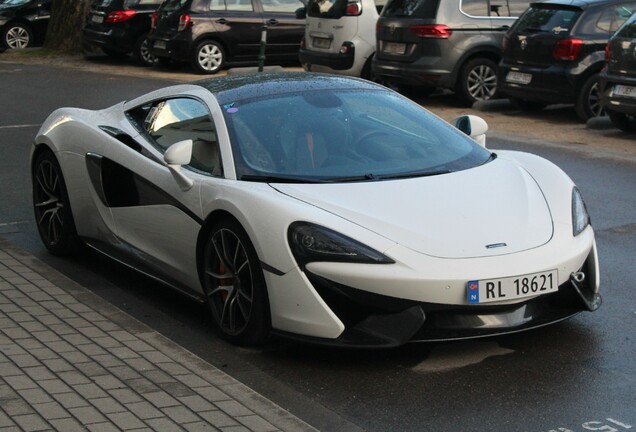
top-left (273, 158), bottom-right (554, 259)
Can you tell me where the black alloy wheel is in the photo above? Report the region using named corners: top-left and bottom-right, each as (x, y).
top-left (203, 219), bottom-right (270, 345)
top-left (32, 150), bottom-right (80, 255)
top-left (133, 33), bottom-right (156, 67)
top-left (576, 73), bottom-right (605, 121)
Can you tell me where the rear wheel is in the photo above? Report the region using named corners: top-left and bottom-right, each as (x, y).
top-left (575, 73), bottom-right (605, 121)
top-left (32, 150), bottom-right (80, 256)
top-left (133, 33), bottom-right (156, 67)
top-left (607, 109), bottom-right (636, 132)
top-left (3, 22), bottom-right (33, 49)
top-left (192, 40), bottom-right (225, 74)
top-left (202, 219), bottom-right (270, 345)
top-left (457, 57), bottom-right (498, 105)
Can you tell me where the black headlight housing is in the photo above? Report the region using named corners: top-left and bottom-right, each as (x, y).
top-left (288, 222), bottom-right (394, 268)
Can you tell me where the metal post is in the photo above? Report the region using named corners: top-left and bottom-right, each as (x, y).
top-left (258, 24), bottom-right (267, 72)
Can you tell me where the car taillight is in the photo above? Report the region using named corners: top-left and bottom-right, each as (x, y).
top-left (553, 38), bottom-right (583, 61)
top-left (105, 10), bottom-right (136, 23)
top-left (178, 13), bottom-right (191, 31)
top-left (346, 0), bottom-right (362, 16)
top-left (151, 11), bottom-right (157, 30)
top-left (409, 24), bottom-right (452, 38)
top-left (604, 42), bottom-right (611, 63)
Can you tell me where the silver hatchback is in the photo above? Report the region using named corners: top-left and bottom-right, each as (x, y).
top-left (373, 0), bottom-right (530, 105)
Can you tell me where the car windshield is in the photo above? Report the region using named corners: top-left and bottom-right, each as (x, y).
top-left (307, 0), bottom-right (348, 18)
top-left (222, 89), bottom-right (492, 183)
top-left (1, 0), bottom-right (31, 6)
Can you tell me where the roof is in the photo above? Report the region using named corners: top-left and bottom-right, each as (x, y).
top-left (194, 72), bottom-right (383, 105)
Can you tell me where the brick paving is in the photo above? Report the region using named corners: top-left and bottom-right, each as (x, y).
top-left (0, 238), bottom-right (317, 432)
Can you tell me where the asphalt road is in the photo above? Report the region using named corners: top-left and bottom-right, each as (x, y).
top-left (1, 60), bottom-right (635, 432)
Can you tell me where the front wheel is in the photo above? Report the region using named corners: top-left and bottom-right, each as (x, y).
top-left (607, 109), bottom-right (636, 132)
top-left (202, 219), bottom-right (270, 345)
top-left (575, 73), bottom-right (605, 121)
top-left (32, 150), bottom-right (80, 256)
top-left (192, 40), bottom-right (225, 74)
top-left (3, 22), bottom-right (33, 49)
top-left (457, 57), bottom-right (499, 106)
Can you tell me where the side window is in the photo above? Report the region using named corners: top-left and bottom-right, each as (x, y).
top-left (494, 0), bottom-right (530, 17)
top-left (610, 3), bottom-right (636, 32)
top-left (460, 0), bottom-right (489, 17)
top-left (618, 15), bottom-right (636, 37)
top-left (261, 0), bottom-right (304, 13)
top-left (127, 98), bottom-right (223, 176)
top-left (574, 8), bottom-right (611, 37)
top-left (209, 0), bottom-right (255, 12)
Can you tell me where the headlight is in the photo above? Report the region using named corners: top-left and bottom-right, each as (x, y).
top-left (288, 222), bottom-right (394, 267)
top-left (572, 187), bottom-right (590, 236)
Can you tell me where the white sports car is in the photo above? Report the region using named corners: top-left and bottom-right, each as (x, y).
top-left (31, 72), bottom-right (601, 347)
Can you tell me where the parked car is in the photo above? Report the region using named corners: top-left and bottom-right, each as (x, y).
top-left (31, 72), bottom-right (601, 347)
top-left (83, 0), bottom-right (163, 67)
top-left (298, 0), bottom-right (385, 79)
top-left (0, 0), bottom-right (52, 50)
top-left (599, 11), bottom-right (636, 131)
top-left (148, 0), bottom-right (306, 74)
top-left (499, 0), bottom-right (636, 121)
top-left (372, 0), bottom-right (531, 104)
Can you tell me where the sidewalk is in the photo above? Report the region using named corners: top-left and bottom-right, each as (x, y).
top-left (0, 237), bottom-right (317, 432)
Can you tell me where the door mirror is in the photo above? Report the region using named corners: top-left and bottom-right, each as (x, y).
top-left (454, 115), bottom-right (488, 147)
top-left (164, 139), bottom-right (194, 190)
top-left (296, 6), bottom-right (306, 19)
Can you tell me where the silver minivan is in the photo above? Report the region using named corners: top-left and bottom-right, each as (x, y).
top-left (373, 0), bottom-right (530, 104)
top-left (299, 0), bottom-right (385, 79)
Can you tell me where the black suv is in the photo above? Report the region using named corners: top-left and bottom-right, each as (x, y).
top-left (148, 0), bottom-right (306, 74)
top-left (599, 11), bottom-right (636, 131)
top-left (83, 0), bottom-right (162, 67)
top-left (0, 0), bottom-right (52, 50)
top-left (498, 0), bottom-right (636, 121)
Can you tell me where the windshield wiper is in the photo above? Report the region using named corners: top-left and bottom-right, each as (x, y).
top-left (327, 173), bottom-right (380, 182)
top-left (378, 169), bottom-right (451, 180)
top-left (240, 174), bottom-right (326, 184)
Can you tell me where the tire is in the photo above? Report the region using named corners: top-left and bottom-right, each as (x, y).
top-left (202, 219), bottom-right (270, 345)
top-left (2, 22), bottom-right (33, 49)
top-left (32, 150), bottom-right (80, 256)
top-left (575, 73), bottom-right (605, 121)
top-left (133, 33), bottom-right (156, 67)
top-left (509, 97), bottom-right (547, 112)
top-left (192, 40), bottom-right (225, 74)
top-left (457, 57), bottom-right (499, 105)
top-left (607, 109), bottom-right (636, 132)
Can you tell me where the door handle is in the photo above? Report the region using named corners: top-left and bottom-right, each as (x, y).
top-left (267, 19), bottom-right (279, 25)
top-left (216, 18), bottom-right (228, 24)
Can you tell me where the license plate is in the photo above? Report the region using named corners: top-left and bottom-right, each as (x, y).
top-left (312, 37), bottom-right (330, 49)
top-left (613, 84), bottom-right (636, 98)
top-left (467, 270), bottom-right (558, 304)
top-left (506, 71), bottom-right (532, 85)
top-left (383, 42), bottom-right (406, 55)
top-left (91, 14), bottom-right (104, 24)
top-left (154, 40), bottom-right (167, 50)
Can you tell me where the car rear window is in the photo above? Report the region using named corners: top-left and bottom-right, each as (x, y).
top-left (381, 0), bottom-right (439, 18)
top-left (307, 0), bottom-right (349, 19)
top-left (461, 0), bottom-right (529, 18)
top-left (158, 0), bottom-right (190, 12)
top-left (512, 5), bottom-right (581, 35)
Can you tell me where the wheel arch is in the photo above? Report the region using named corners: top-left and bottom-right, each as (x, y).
top-left (451, 47), bottom-right (502, 86)
top-left (191, 35), bottom-right (230, 59)
top-left (1, 19), bottom-right (34, 46)
top-left (196, 209), bottom-right (243, 285)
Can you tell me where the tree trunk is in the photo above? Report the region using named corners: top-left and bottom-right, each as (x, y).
top-left (44, 0), bottom-right (91, 52)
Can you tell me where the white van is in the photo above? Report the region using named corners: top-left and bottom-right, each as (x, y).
top-left (298, 0), bottom-right (384, 79)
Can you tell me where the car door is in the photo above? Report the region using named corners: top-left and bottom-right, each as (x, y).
top-left (32, 0), bottom-right (52, 37)
top-left (98, 97), bottom-right (224, 295)
top-left (258, 0), bottom-right (305, 59)
top-left (206, 0), bottom-right (264, 60)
